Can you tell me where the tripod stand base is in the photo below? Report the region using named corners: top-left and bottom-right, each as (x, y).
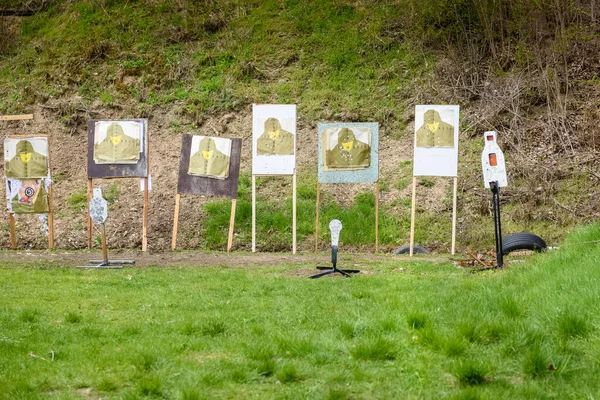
top-left (310, 266), bottom-right (360, 279)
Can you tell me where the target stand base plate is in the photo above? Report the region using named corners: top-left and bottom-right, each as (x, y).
top-left (77, 260), bottom-right (135, 269)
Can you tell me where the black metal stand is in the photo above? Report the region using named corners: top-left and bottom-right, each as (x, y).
top-left (490, 181), bottom-right (503, 268)
top-left (310, 246), bottom-right (360, 279)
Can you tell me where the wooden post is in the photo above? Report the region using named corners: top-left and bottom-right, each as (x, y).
top-left (409, 176), bottom-right (417, 257)
top-left (171, 193), bottom-right (181, 251)
top-left (142, 177), bottom-right (149, 252)
top-left (252, 175), bottom-right (256, 253)
top-left (0, 114), bottom-right (33, 121)
top-left (227, 199), bottom-right (237, 254)
top-left (87, 178), bottom-right (93, 248)
top-left (315, 182), bottom-right (320, 252)
top-left (292, 172), bottom-right (297, 254)
top-left (101, 224), bottom-right (108, 263)
top-left (9, 214), bottom-right (16, 249)
top-left (451, 176), bottom-right (458, 255)
top-left (375, 180), bottom-right (380, 253)
top-left (47, 183), bottom-right (55, 250)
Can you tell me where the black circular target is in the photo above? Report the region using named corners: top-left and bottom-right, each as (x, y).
top-left (24, 187), bottom-right (35, 197)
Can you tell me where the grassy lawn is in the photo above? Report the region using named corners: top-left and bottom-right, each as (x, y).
top-left (2, 225), bottom-right (600, 399)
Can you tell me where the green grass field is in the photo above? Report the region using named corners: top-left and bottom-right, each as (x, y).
top-left (2, 224), bottom-right (600, 399)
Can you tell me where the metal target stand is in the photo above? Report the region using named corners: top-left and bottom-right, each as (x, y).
top-left (482, 131), bottom-right (508, 269)
top-left (310, 220), bottom-right (360, 279)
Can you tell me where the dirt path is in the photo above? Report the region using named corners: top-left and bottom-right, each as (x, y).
top-left (0, 249), bottom-right (446, 269)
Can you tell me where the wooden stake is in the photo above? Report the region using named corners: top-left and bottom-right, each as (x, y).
top-left (227, 198), bottom-right (237, 254)
top-left (252, 175), bottom-right (256, 253)
top-left (87, 178), bottom-right (92, 249)
top-left (292, 172), bottom-right (297, 254)
top-left (47, 183), bottom-right (54, 250)
top-left (171, 193), bottom-right (181, 251)
top-left (375, 180), bottom-right (380, 253)
top-left (142, 177), bottom-right (149, 252)
top-left (0, 114), bottom-right (33, 121)
top-left (9, 214), bottom-right (16, 249)
top-left (451, 176), bottom-right (458, 255)
top-left (409, 176), bottom-right (417, 257)
top-left (47, 135), bottom-right (54, 250)
top-left (101, 223), bottom-right (108, 263)
top-left (315, 182), bottom-right (320, 252)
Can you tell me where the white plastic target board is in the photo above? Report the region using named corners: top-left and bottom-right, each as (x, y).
top-left (252, 104), bottom-right (296, 175)
top-left (481, 131), bottom-right (507, 188)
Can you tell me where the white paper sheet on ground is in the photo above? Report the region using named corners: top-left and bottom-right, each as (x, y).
top-left (252, 104), bottom-right (296, 175)
top-left (413, 105), bottom-right (460, 177)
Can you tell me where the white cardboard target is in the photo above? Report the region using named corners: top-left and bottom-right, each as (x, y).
top-left (413, 105), bottom-right (460, 177)
top-left (252, 104), bottom-right (296, 175)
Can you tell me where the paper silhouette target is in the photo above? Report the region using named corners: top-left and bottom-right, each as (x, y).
top-left (87, 119), bottom-right (148, 178)
top-left (4, 137), bottom-right (51, 214)
top-left (5, 138), bottom-right (48, 179)
top-left (323, 127), bottom-right (371, 171)
top-left (177, 135), bottom-right (241, 198)
top-left (318, 123), bottom-right (379, 184)
top-left (188, 136), bottom-right (232, 180)
top-left (413, 105), bottom-right (460, 177)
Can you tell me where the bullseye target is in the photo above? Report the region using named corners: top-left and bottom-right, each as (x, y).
top-left (24, 187), bottom-right (35, 198)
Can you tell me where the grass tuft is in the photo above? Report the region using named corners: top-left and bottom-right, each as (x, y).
top-left (97, 376), bottom-right (118, 392)
top-left (407, 312), bottom-right (428, 329)
top-left (339, 321), bottom-right (363, 339)
top-left (351, 338), bottom-right (396, 361)
top-left (557, 311), bottom-right (590, 339)
top-left (136, 373), bottom-right (163, 397)
top-left (522, 347), bottom-right (550, 378)
top-left (19, 308), bottom-right (40, 323)
top-left (325, 388), bottom-right (352, 400)
top-left (136, 352), bottom-right (160, 372)
top-left (201, 320), bottom-right (227, 337)
top-left (276, 363), bottom-right (302, 383)
top-left (65, 311), bottom-right (82, 324)
top-left (454, 361), bottom-right (488, 387)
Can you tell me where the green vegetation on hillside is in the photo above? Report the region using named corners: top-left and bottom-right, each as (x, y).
top-left (0, 0), bottom-right (430, 132)
top-left (2, 224), bottom-right (600, 397)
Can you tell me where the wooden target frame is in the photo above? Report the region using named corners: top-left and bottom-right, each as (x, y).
top-left (251, 172), bottom-right (297, 253)
top-left (408, 176), bottom-right (458, 256)
top-left (251, 104), bottom-right (297, 254)
top-left (2, 116), bottom-right (55, 249)
top-left (171, 135), bottom-right (242, 253)
top-left (86, 119), bottom-right (149, 251)
top-left (315, 181), bottom-right (379, 253)
top-left (315, 122), bottom-right (380, 253)
top-left (409, 105), bottom-right (460, 256)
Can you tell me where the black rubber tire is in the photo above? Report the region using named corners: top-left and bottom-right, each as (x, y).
top-left (502, 233), bottom-right (547, 255)
top-left (393, 245), bottom-right (430, 255)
